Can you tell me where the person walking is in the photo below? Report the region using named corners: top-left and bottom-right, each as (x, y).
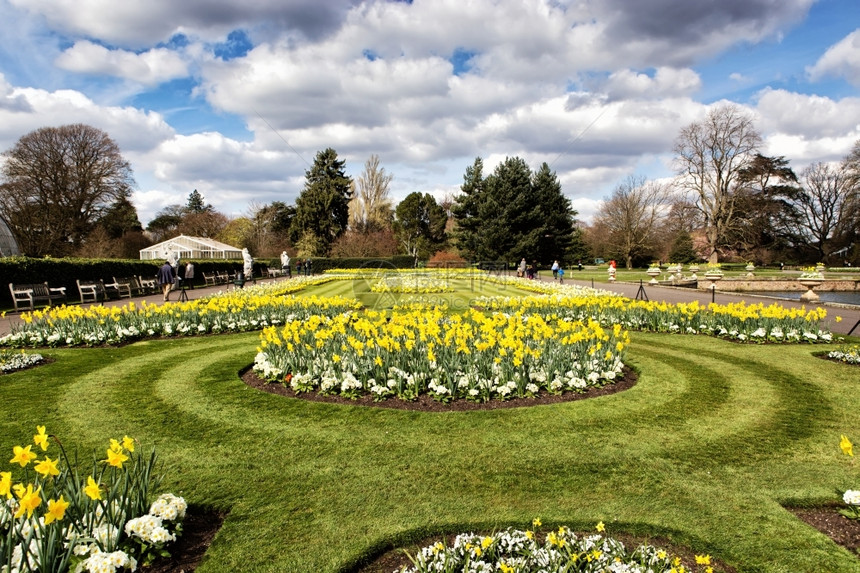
top-left (157, 260), bottom-right (175, 302)
top-left (558, 266), bottom-right (565, 284)
top-left (184, 261), bottom-right (195, 289)
top-left (551, 260), bottom-right (559, 280)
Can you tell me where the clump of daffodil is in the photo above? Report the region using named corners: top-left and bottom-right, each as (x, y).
top-left (0, 426), bottom-right (184, 573)
top-left (402, 521), bottom-right (717, 572)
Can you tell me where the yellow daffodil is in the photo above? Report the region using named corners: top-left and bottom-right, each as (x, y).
top-left (10, 445), bottom-right (37, 467)
top-left (532, 517), bottom-right (541, 528)
top-left (44, 495), bottom-right (69, 524)
top-left (14, 484), bottom-right (41, 518)
top-left (695, 554), bottom-right (711, 565)
top-left (841, 435), bottom-right (854, 457)
top-left (596, 521), bottom-right (605, 532)
top-left (34, 456), bottom-right (60, 478)
top-left (33, 425), bottom-right (49, 451)
top-left (122, 435), bottom-right (135, 452)
top-left (105, 447), bottom-right (129, 468)
top-left (84, 476), bottom-right (102, 500)
top-left (0, 472), bottom-right (11, 499)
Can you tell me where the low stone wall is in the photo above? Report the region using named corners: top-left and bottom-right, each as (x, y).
top-left (697, 279), bottom-right (860, 292)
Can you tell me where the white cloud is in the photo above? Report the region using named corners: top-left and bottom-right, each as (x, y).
top-left (55, 41), bottom-right (189, 86)
top-left (755, 88), bottom-right (860, 138)
top-left (599, 68), bottom-right (702, 101)
top-left (0, 85), bottom-right (173, 154)
top-left (754, 88), bottom-right (860, 165)
top-left (806, 29), bottom-right (860, 86)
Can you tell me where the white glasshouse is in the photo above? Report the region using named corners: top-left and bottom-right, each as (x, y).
top-left (140, 235), bottom-right (243, 261)
top-left (0, 215), bottom-right (21, 257)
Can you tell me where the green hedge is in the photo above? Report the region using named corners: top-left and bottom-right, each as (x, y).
top-left (278, 255), bottom-right (415, 273)
top-left (0, 257), bottom-right (243, 309)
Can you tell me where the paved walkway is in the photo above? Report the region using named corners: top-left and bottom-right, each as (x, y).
top-left (2, 275), bottom-right (858, 338)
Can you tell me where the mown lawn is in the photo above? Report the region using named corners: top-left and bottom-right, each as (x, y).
top-left (1, 281), bottom-right (859, 572)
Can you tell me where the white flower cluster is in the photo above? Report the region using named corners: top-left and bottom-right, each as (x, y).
top-left (149, 493), bottom-right (187, 522)
top-left (76, 550), bottom-right (137, 573)
top-left (843, 490), bottom-right (860, 505)
top-left (124, 515), bottom-right (175, 545)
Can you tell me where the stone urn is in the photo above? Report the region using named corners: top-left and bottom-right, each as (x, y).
top-left (745, 263), bottom-right (755, 278)
top-left (646, 267), bottom-right (661, 284)
top-left (703, 271), bottom-right (723, 291)
top-left (608, 266), bottom-right (617, 283)
top-left (798, 278), bottom-right (824, 302)
top-left (688, 265), bottom-right (700, 280)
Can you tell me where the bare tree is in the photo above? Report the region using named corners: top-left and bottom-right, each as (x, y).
top-left (0, 124), bottom-right (135, 256)
top-left (177, 210), bottom-right (229, 239)
top-left (593, 175), bottom-right (670, 269)
top-left (673, 104), bottom-right (762, 263)
top-left (795, 162), bottom-right (856, 262)
top-left (845, 139), bottom-right (860, 179)
top-left (349, 154), bottom-right (394, 233)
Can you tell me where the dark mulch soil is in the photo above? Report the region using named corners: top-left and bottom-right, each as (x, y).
top-left (790, 505), bottom-right (860, 556)
top-left (139, 508), bottom-right (226, 573)
top-left (239, 367), bottom-right (638, 411)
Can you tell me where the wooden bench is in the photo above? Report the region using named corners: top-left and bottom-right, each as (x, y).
top-left (108, 277), bottom-right (149, 299)
top-left (202, 272), bottom-right (219, 286)
top-left (8, 282), bottom-right (68, 312)
top-left (138, 276), bottom-right (157, 294)
top-left (76, 279), bottom-right (109, 304)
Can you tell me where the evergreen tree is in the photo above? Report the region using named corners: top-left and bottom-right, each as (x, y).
top-left (451, 157), bottom-right (485, 260)
top-left (290, 148), bottom-right (353, 255)
top-left (394, 192), bottom-right (447, 262)
top-left (479, 157), bottom-right (537, 262)
top-left (186, 189), bottom-right (212, 213)
top-left (667, 231), bottom-right (698, 263)
top-left (96, 194), bottom-right (143, 239)
top-left (532, 162), bottom-right (578, 264)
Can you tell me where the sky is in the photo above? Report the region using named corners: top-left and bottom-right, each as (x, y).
top-left (0, 0), bottom-right (858, 227)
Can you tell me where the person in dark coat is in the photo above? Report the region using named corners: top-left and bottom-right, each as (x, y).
top-left (157, 260), bottom-right (175, 302)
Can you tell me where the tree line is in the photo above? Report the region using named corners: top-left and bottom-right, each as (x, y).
top-left (2, 111), bottom-right (858, 267)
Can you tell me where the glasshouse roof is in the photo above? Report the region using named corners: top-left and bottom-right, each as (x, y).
top-left (140, 235), bottom-right (243, 260)
top-left (0, 215), bottom-right (21, 257)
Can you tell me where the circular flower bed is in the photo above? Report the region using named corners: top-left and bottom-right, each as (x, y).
top-left (254, 307), bottom-right (628, 402)
top-left (0, 349), bottom-right (44, 373)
